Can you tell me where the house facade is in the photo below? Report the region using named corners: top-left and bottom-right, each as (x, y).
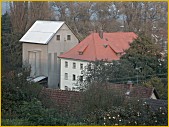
top-left (60, 58), bottom-right (88, 90)
top-left (59, 32), bottom-right (137, 90)
top-left (20, 20), bottom-right (79, 88)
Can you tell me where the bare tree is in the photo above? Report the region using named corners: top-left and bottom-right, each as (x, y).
top-left (10, 2), bottom-right (29, 35)
top-left (10, 2), bottom-right (54, 35)
top-left (28, 2), bottom-right (54, 27)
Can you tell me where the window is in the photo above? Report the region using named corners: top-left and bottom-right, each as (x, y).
top-left (65, 61), bottom-right (68, 68)
top-left (67, 35), bottom-right (71, 40)
top-left (79, 76), bottom-right (83, 82)
top-left (79, 51), bottom-right (83, 55)
top-left (56, 35), bottom-right (60, 40)
top-left (80, 63), bottom-right (83, 70)
top-left (72, 74), bottom-right (76, 81)
top-left (73, 62), bottom-right (76, 69)
top-left (65, 86), bottom-right (68, 90)
top-left (65, 73), bottom-right (68, 80)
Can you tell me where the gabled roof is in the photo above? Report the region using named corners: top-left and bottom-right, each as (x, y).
top-left (144, 99), bottom-right (167, 111)
top-left (107, 83), bottom-right (159, 99)
top-left (40, 88), bottom-right (80, 108)
top-left (19, 20), bottom-right (65, 44)
top-left (59, 32), bottom-right (137, 61)
top-left (40, 84), bottom-right (160, 109)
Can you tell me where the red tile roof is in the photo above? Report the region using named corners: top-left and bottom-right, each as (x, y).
top-left (59, 32), bottom-right (137, 61)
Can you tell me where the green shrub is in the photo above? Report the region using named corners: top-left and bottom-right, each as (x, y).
top-left (20, 98), bottom-right (66, 125)
top-left (2, 119), bottom-right (31, 126)
top-left (83, 100), bottom-right (168, 126)
top-left (2, 67), bottom-right (43, 119)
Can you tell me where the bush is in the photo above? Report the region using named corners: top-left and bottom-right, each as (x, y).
top-left (2, 67), bottom-right (43, 119)
top-left (20, 98), bottom-right (66, 125)
top-left (83, 99), bottom-right (168, 125)
top-left (70, 84), bottom-right (125, 124)
top-left (2, 119), bottom-right (30, 126)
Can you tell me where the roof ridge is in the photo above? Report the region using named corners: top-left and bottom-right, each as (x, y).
top-left (29, 31), bottom-right (54, 33)
top-left (58, 32), bottom-right (137, 61)
top-left (36, 20), bottom-right (65, 23)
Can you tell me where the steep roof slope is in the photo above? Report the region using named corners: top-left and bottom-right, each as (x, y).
top-left (19, 20), bottom-right (64, 44)
top-left (59, 32), bottom-right (137, 61)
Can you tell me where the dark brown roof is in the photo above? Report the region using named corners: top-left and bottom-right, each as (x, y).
top-left (106, 83), bottom-right (159, 99)
top-left (40, 84), bottom-right (159, 108)
top-left (144, 99), bottom-right (168, 111)
top-left (40, 88), bottom-right (80, 108)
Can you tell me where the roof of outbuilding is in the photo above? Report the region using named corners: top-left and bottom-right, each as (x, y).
top-left (19, 20), bottom-right (64, 44)
top-left (107, 83), bottom-right (159, 99)
top-left (40, 84), bottom-right (160, 109)
top-left (59, 32), bottom-right (137, 61)
top-left (144, 99), bottom-right (168, 111)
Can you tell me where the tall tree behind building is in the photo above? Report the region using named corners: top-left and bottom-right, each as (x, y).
top-left (3, 2), bottom-right (54, 72)
top-left (10, 2), bottom-right (54, 35)
top-left (117, 2), bottom-right (167, 42)
top-left (9, 2), bottom-right (29, 36)
top-left (28, 2), bottom-right (54, 28)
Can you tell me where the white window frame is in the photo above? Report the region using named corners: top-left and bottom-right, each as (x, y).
top-left (65, 73), bottom-right (68, 80)
top-left (80, 63), bottom-right (83, 70)
top-left (73, 62), bottom-right (76, 69)
top-left (65, 61), bottom-right (68, 68)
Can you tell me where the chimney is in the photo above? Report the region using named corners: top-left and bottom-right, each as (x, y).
top-left (127, 81), bottom-right (133, 89)
top-left (99, 29), bottom-right (103, 39)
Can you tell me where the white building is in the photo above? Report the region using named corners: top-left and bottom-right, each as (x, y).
top-left (20, 20), bottom-right (79, 88)
top-left (59, 32), bottom-right (137, 90)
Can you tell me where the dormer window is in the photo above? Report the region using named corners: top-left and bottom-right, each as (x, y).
top-left (116, 52), bottom-right (122, 57)
top-left (78, 44), bottom-right (88, 55)
top-left (103, 44), bottom-right (108, 48)
top-left (67, 35), bottom-right (71, 40)
top-left (56, 35), bottom-right (60, 40)
top-left (79, 51), bottom-right (83, 55)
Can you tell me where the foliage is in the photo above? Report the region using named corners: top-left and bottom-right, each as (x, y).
top-left (109, 60), bottom-right (137, 83)
top-left (2, 12), bottom-right (22, 72)
top-left (69, 85), bottom-right (168, 125)
top-left (19, 98), bottom-right (67, 125)
top-left (2, 66), bottom-right (43, 119)
top-left (52, 2), bottom-right (167, 43)
top-left (122, 35), bottom-right (162, 75)
top-left (78, 35), bottom-right (167, 99)
top-left (76, 60), bottom-right (135, 89)
top-left (2, 119), bottom-right (30, 126)
top-left (2, 12), bottom-right (12, 33)
top-left (143, 77), bottom-right (167, 99)
top-left (83, 99), bottom-right (168, 125)
top-left (71, 84), bottom-right (125, 123)
top-left (2, 2), bottom-right (167, 126)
